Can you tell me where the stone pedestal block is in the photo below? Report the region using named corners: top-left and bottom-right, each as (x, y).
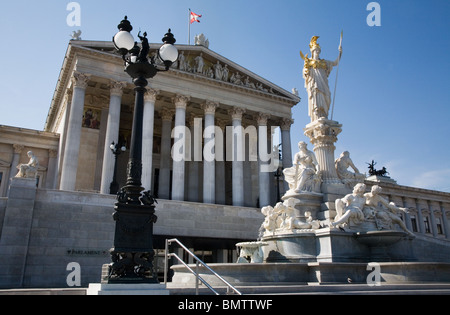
top-left (0, 178), bottom-right (37, 288)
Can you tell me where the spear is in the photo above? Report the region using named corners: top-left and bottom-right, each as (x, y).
top-left (331, 30), bottom-right (343, 121)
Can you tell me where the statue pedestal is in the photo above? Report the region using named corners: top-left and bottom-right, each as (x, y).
top-left (304, 118), bottom-right (342, 184)
top-left (366, 175), bottom-right (398, 185)
top-left (304, 118), bottom-right (347, 220)
top-left (282, 191), bottom-right (323, 222)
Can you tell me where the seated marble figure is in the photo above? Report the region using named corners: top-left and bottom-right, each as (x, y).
top-left (15, 151), bottom-right (39, 179)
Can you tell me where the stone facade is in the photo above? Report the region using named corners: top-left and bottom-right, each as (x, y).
top-left (0, 178), bottom-right (262, 288)
top-left (0, 39), bottom-right (449, 289)
top-left (0, 125), bottom-right (60, 195)
top-left (42, 40), bottom-right (299, 206)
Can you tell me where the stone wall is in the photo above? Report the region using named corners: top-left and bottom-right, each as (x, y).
top-left (0, 198), bottom-right (6, 235)
top-left (0, 179), bottom-right (263, 288)
top-left (1, 175), bottom-right (449, 289)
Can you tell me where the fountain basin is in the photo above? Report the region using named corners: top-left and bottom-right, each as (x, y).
top-left (355, 230), bottom-right (408, 261)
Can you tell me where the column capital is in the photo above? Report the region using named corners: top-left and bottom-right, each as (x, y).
top-left (64, 90), bottom-right (73, 104)
top-left (109, 80), bottom-right (127, 97)
top-left (172, 94), bottom-right (190, 109)
top-left (203, 100), bottom-right (219, 115)
top-left (228, 107), bottom-right (246, 121)
top-left (72, 71), bottom-right (91, 89)
top-left (49, 149), bottom-right (58, 158)
top-left (255, 113), bottom-right (270, 126)
top-left (216, 118), bottom-right (229, 130)
top-left (280, 118), bottom-right (294, 131)
top-left (145, 88), bottom-right (160, 102)
top-left (160, 107), bottom-right (175, 121)
top-left (187, 113), bottom-right (200, 127)
top-left (13, 144), bottom-right (25, 154)
top-left (304, 119), bottom-right (342, 147)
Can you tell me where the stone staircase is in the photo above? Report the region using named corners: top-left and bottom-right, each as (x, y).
top-left (1, 283), bottom-right (450, 295)
top-left (166, 282), bottom-right (450, 295)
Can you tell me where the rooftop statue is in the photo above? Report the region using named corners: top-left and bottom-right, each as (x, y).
top-left (301, 36), bottom-right (342, 122)
top-left (15, 151), bottom-right (39, 179)
top-left (367, 160), bottom-right (390, 177)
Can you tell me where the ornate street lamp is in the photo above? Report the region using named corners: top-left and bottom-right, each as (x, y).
top-left (109, 142), bottom-right (126, 195)
top-left (106, 16), bottom-right (178, 284)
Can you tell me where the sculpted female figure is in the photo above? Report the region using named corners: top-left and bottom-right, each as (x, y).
top-left (283, 141), bottom-right (321, 193)
top-left (301, 36), bottom-right (342, 121)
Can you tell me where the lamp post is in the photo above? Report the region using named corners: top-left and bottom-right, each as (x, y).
top-left (107, 16), bottom-right (178, 284)
top-left (109, 142), bottom-right (126, 195)
top-left (274, 144), bottom-right (283, 203)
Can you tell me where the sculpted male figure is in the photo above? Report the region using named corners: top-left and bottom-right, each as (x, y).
top-left (16, 151), bottom-right (39, 179)
top-left (364, 185), bottom-right (415, 237)
top-left (336, 151), bottom-right (365, 186)
top-left (301, 36), bottom-right (342, 121)
top-left (332, 183), bottom-right (366, 229)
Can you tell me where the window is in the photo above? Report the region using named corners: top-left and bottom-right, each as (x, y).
top-left (0, 172), bottom-right (3, 195)
top-left (424, 216), bottom-right (431, 234)
top-left (410, 215), bottom-right (418, 232)
top-left (436, 217), bottom-right (444, 235)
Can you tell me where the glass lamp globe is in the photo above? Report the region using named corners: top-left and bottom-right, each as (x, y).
top-left (158, 43), bottom-right (179, 64)
top-left (113, 31), bottom-right (135, 52)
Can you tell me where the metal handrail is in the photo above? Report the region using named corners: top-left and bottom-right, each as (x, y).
top-left (164, 238), bottom-right (242, 295)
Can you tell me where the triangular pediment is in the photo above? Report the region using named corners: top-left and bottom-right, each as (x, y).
top-left (70, 40), bottom-right (300, 103)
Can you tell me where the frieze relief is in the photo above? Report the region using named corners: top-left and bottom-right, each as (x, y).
top-left (149, 48), bottom-right (283, 97)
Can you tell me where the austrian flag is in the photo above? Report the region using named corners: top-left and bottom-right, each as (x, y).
top-left (190, 11), bottom-right (202, 24)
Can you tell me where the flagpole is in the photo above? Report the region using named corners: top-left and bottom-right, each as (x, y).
top-left (331, 30), bottom-right (343, 121)
top-left (188, 8), bottom-right (191, 45)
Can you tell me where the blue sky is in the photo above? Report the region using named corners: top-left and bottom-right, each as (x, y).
top-left (0, 0), bottom-right (449, 192)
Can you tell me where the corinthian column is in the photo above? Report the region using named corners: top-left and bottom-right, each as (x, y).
top-left (257, 113), bottom-right (271, 207)
top-left (280, 118), bottom-right (294, 194)
top-left (158, 108), bottom-right (175, 199)
top-left (60, 71), bottom-right (91, 191)
top-left (141, 88), bottom-right (160, 192)
top-left (203, 101), bottom-right (218, 204)
top-left (100, 81), bottom-right (126, 194)
top-left (171, 94), bottom-right (190, 201)
top-left (229, 107), bottom-right (246, 207)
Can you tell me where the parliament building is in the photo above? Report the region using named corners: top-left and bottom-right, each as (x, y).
top-left (0, 37), bottom-right (449, 288)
